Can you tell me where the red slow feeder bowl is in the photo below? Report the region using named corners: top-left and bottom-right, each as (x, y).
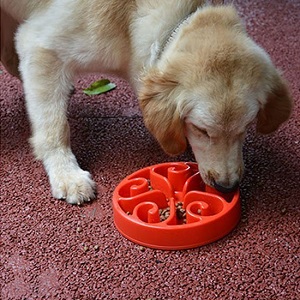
top-left (113, 162), bottom-right (241, 250)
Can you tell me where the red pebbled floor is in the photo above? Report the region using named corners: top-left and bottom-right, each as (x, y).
top-left (1, 1), bottom-right (299, 299)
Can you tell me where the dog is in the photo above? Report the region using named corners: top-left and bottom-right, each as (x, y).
top-left (1, 0), bottom-right (292, 204)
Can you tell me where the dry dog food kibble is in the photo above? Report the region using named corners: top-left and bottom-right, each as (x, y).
top-left (159, 207), bottom-right (170, 222)
top-left (159, 202), bottom-right (187, 223)
top-left (176, 202), bottom-right (186, 224)
top-left (147, 179), bottom-right (153, 190)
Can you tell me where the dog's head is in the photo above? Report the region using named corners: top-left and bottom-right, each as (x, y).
top-left (139, 6), bottom-right (292, 193)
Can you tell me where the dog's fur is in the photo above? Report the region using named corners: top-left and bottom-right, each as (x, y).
top-left (1, 0), bottom-right (292, 203)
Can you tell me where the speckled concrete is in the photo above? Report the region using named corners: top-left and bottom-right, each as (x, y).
top-left (1, 0), bottom-right (299, 299)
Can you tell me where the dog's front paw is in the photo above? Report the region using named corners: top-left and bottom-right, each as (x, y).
top-left (49, 168), bottom-right (96, 205)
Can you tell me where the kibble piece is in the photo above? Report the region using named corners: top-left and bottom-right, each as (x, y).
top-left (175, 202), bottom-right (186, 224)
top-left (147, 179), bottom-right (153, 190)
top-left (139, 246), bottom-right (146, 252)
top-left (176, 208), bottom-right (186, 220)
top-left (159, 206), bottom-right (170, 222)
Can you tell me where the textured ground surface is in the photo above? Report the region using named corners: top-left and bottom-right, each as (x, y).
top-left (1, 0), bottom-right (299, 299)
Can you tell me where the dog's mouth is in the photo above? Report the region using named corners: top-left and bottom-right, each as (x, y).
top-left (212, 179), bottom-right (240, 194)
top-left (201, 169), bottom-right (240, 194)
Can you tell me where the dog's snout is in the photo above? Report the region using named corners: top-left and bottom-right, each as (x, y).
top-left (213, 180), bottom-right (239, 194)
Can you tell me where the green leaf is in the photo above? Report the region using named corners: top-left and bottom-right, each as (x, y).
top-left (83, 79), bottom-right (116, 95)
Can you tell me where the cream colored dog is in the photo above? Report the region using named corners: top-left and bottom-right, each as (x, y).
top-left (1, 0), bottom-right (292, 204)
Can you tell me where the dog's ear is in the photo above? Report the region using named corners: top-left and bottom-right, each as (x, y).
top-left (257, 72), bottom-right (293, 134)
top-left (139, 69), bottom-right (187, 155)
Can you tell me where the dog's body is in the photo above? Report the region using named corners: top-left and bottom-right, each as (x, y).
top-left (1, 0), bottom-right (292, 204)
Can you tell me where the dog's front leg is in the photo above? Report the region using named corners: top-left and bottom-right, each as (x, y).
top-left (16, 42), bottom-right (96, 204)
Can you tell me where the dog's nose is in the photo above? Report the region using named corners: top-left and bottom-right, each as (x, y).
top-left (213, 180), bottom-right (239, 194)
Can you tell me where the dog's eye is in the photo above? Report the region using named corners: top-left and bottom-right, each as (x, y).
top-left (191, 125), bottom-right (209, 138)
